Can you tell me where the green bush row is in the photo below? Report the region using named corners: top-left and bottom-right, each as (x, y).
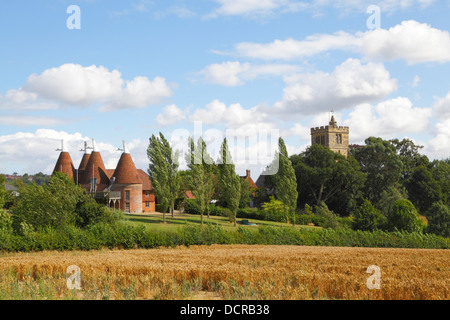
top-left (0, 222), bottom-right (448, 253)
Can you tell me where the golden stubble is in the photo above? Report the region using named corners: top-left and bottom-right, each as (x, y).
top-left (0, 245), bottom-right (448, 300)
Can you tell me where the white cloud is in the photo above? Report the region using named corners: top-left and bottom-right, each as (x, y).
top-left (362, 20), bottom-right (450, 64)
top-left (231, 21), bottom-right (450, 64)
top-left (433, 91), bottom-right (450, 118)
top-left (235, 32), bottom-right (360, 60)
top-left (425, 118), bottom-right (450, 160)
top-left (199, 61), bottom-right (301, 86)
top-left (156, 104), bottom-right (187, 126)
top-left (207, 0), bottom-right (437, 18)
top-left (207, 0), bottom-right (289, 18)
top-left (274, 58), bottom-right (397, 115)
top-left (343, 97), bottom-right (432, 142)
top-left (189, 99), bottom-right (274, 130)
top-left (13, 64), bottom-right (173, 112)
top-left (0, 129), bottom-right (150, 175)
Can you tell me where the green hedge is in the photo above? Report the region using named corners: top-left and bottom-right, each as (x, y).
top-left (0, 222), bottom-right (448, 252)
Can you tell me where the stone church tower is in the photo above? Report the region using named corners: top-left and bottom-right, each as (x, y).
top-left (310, 114), bottom-right (349, 157)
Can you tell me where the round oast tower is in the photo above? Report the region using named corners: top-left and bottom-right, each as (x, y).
top-left (53, 140), bottom-right (76, 181)
top-left (77, 141), bottom-right (92, 185)
top-left (80, 139), bottom-right (110, 192)
top-left (111, 141), bottom-right (143, 213)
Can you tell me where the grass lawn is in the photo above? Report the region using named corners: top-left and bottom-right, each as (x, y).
top-left (123, 211), bottom-right (318, 232)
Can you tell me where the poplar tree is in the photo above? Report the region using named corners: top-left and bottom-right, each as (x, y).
top-left (185, 137), bottom-right (215, 225)
top-left (219, 138), bottom-right (241, 227)
top-left (147, 133), bottom-right (180, 223)
top-left (272, 137), bottom-right (298, 225)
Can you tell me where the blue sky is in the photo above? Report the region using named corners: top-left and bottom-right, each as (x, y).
top-left (1, 0), bottom-right (450, 178)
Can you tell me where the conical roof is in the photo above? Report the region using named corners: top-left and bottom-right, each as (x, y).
top-left (78, 153), bottom-right (91, 171)
top-left (53, 152), bottom-right (75, 181)
top-left (80, 151), bottom-right (110, 186)
top-left (112, 152), bottom-right (142, 185)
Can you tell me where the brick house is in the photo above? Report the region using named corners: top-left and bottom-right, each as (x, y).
top-left (53, 140), bottom-right (155, 214)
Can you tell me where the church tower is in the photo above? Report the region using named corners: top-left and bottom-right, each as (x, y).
top-left (310, 113), bottom-right (349, 157)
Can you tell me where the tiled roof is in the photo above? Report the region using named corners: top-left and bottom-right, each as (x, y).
top-left (78, 153), bottom-right (91, 171)
top-left (137, 169), bottom-right (153, 190)
top-left (112, 153), bottom-right (142, 185)
top-left (80, 151), bottom-right (110, 186)
top-left (53, 152), bottom-right (75, 181)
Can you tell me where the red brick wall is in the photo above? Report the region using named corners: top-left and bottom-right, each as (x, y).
top-left (142, 190), bottom-right (155, 213)
top-left (113, 184), bottom-right (143, 214)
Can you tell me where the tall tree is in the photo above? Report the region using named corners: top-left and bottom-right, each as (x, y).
top-left (147, 133), bottom-right (180, 223)
top-left (352, 137), bottom-right (402, 204)
top-left (219, 138), bottom-right (241, 227)
top-left (406, 165), bottom-right (442, 215)
top-left (272, 137), bottom-right (298, 225)
top-left (0, 175), bottom-right (6, 209)
top-left (185, 137), bottom-right (215, 225)
top-left (292, 144), bottom-right (366, 215)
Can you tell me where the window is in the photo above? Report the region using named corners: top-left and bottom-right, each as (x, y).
top-left (336, 134), bottom-right (342, 144)
top-left (125, 203), bottom-right (130, 212)
top-left (315, 136), bottom-right (321, 144)
top-left (145, 191), bottom-right (150, 197)
top-left (320, 135), bottom-right (325, 145)
top-left (145, 202), bottom-right (150, 208)
top-left (125, 190), bottom-right (130, 201)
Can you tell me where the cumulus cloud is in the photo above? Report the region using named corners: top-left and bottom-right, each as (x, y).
top-left (433, 91), bottom-right (450, 118)
top-left (207, 0), bottom-right (289, 18)
top-left (0, 129), bottom-right (150, 175)
top-left (156, 104), bottom-right (187, 126)
top-left (231, 21), bottom-right (450, 64)
top-left (3, 64), bottom-right (172, 113)
top-left (206, 0), bottom-right (437, 18)
top-left (199, 61), bottom-right (301, 86)
top-left (343, 97), bottom-right (432, 142)
top-left (189, 99), bottom-right (274, 131)
top-left (425, 118), bottom-right (450, 160)
top-left (274, 58), bottom-right (397, 115)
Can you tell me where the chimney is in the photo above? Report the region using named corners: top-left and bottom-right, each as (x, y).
top-left (246, 169), bottom-right (251, 179)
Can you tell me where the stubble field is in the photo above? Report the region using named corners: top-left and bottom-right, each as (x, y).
top-left (0, 245), bottom-right (448, 300)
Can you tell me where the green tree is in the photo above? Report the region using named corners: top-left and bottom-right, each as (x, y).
top-left (430, 158), bottom-right (450, 207)
top-left (351, 199), bottom-right (387, 231)
top-left (292, 144), bottom-right (365, 215)
top-left (148, 133), bottom-right (181, 223)
top-left (11, 172), bottom-right (96, 231)
top-left (353, 137), bottom-right (403, 204)
top-left (185, 137), bottom-right (215, 225)
top-left (262, 196), bottom-right (285, 222)
top-left (425, 201), bottom-right (450, 237)
top-left (0, 175), bottom-right (6, 209)
top-left (218, 138), bottom-right (241, 226)
top-left (239, 178), bottom-right (253, 208)
top-left (406, 165), bottom-right (442, 214)
top-left (387, 199), bottom-right (424, 233)
top-left (272, 137), bottom-right (298, 225)
top-left (391, 138), bottom-right (429, 181)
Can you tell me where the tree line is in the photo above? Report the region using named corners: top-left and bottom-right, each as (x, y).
top-left (147, 134), bottom-right (449, 237)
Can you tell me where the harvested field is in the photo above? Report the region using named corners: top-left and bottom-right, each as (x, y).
top-left (0, 245), bottom-right (448, 300)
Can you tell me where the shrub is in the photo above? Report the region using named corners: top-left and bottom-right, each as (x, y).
top-left (387, 199), bottom-right (424, 233)
top-left (262, 197), bottom-right (286, 222)
top-left (314, 202), bottom-right (341, 230)
top-left (426, 201), bottom-right (450, 237)
top-left (236, 207), bottom-right (263, 220)
top-left (184, 199), bottom-right (201, 215)
top-left (351, 199), bottom-right (387, 231)
top-left (11, 173), bottom-right (93, 232)
top-left (0, 209), bottom-right (13, 234)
